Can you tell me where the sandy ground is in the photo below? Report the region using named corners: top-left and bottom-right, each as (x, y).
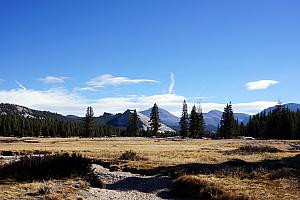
top-left (79, 164), bottom-right (177, 200)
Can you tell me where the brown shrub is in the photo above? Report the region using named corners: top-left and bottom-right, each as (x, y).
top-left (1, 150), bottom-right (14, 156)
top-left (119, 150), bottom-right (147, 161)
top-left (226, 145), bottom-right (282, 155)
top-left (172, 175), bottom-right (248, 200)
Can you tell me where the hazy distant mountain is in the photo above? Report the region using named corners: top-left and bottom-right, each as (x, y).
top-left (261, 103), bottom-right (300, 114)
top-left (204, 110), bottom-right (250, 126)
top-left (203, 110), bottom-right (223, 127)
top-left (141, 107), bottom-right (180, 131)
top-left (97, 109), bottom-right (175, 132)
top-left (140, 108), bottom-right (250, 132)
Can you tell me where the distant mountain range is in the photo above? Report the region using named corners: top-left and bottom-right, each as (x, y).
top-left (261, 103), bottom-right (300, 114)
top-left (141, 108), bottom-right (250, 132)
top-left (1, 103), bottom-right (300, 133)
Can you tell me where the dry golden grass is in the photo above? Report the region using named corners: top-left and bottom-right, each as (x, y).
top-left (173, 175), bottom-right (249, 200)
top-left (0, 137), bottom-right (298, 167)
top-left (0, 179), bottom-right (88, 200)
top-left (0, 137), bottom-right (299, 199)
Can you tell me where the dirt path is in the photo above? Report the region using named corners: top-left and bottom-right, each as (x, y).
top-left (80, 164), bottom-right (176, 200)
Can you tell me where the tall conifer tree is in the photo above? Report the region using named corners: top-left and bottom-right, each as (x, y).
top-left (179, 100), bottom-right (189, 138)
top-left (149, 103), bottom-right (160, 136)
top-left (127, 109), bottom-right (140, 136)
top-left (219, 102), bottom-right (236, 138)
top-left (84, 106), bottom-right (95, 137)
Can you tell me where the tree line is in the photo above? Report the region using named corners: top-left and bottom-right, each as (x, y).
top-left (1, 102), bottom-right (299, 139)
top-left (0, 108), bottom-right (122, 138)
top-left (245, 104), bottom-right (300, 139)
top-left (215, 102), bottom-right (300, 139)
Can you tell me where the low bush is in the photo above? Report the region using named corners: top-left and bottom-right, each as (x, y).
top-left (1, 150), bottom-right (14, 156)
top-left (227, 145), bottom-right (281, 154)
top-left (119, 150), bottom-right (147, 161)
top-left (33, 150), bottom-right (52, 155)
top-left (172, 175), bottom-right (248, 200)
top-left (0, 153), bottom-right (91, 181)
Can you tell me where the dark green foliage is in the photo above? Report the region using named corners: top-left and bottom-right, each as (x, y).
top-left (127, 109), bottom-right (140, 136)
top-left (219, 102), bottom-right (237, 139)
top-left (245, 105), bottom-right (300, 139)
top-left (84, 107), bottom-right (95, 137)
top-left (179, 100), bottom-right (189, 138)
top-left (0, 153), bottom-right (90, 182)
top-left (189, 105), bottom-right (205, 138)
top-left (0, 113), bottom-right (122, 138)
top-left (149, 103), bottom-right (161, 136)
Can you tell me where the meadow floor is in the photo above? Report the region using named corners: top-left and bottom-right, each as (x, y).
top-left (0, 137), bottom-right (299, 199)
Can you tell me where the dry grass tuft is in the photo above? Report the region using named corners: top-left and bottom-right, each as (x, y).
top-left (119, 150), bottom-right (148, 161)
top-left (173, 175), bottom-right (249, 200)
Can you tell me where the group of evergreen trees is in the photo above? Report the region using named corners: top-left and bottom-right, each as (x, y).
top-left (179, 100), bottom-right (206, 138)
top-left (245, 104), bottom-right (300, 139)
top-left (217, 102), bottom-right (300, 140)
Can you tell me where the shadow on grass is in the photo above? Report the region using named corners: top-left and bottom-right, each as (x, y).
top-left (121, 154), bottom-right (300, 180)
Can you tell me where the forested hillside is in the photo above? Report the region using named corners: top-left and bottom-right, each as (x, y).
top-left (0, 104), bottom-right (123, 137)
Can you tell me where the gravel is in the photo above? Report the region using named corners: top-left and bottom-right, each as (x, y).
top-left (81, 164), bottom-right (176, 200)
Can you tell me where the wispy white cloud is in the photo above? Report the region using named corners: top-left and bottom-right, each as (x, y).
top-left (246, 80), bottom-right (279, 90)
top-left (38, 76), bottom-right (69, 84)
top-left (0, 83), bottom-right (277, 116)
top-left (0, 79), bottom-right (4, 84)
top-left (0, 87), bottom-right (85, 115)
top-left (15, 81), bottom-right (26, 90)
top-left (84, 74), bottom-right (159, 90)
top-left (168, 73), bottom-right (175, 94)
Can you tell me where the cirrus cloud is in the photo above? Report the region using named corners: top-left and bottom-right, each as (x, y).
top-left (83, 74), bottom-right (159, 91)
top-left (246, 80), bottom-right (279, 90)
top-left (38, 76), bottom-right (69, 84)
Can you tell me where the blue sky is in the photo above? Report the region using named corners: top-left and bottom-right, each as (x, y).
top-left (0, 0), bottom-right (299, 116)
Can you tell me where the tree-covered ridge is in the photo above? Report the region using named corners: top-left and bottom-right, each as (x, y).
top-left (0, 103), bottom-right (68, 121)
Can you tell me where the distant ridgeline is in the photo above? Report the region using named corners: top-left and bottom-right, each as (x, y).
top-left (244, 104), bottom-right (300, 139)
top-left (0, 104), bottom-right (123, 137)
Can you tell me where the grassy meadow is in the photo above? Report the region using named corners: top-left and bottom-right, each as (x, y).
top-left (0, 137), bottom-right (300, 199)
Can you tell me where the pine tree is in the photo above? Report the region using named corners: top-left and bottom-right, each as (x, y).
top-left (84, 106), bottom-right (95, 137)
top-left (179, 100), bottom-right (189, 138)
top-left (219, 102), bottom-right (236, 139)
top-left (127, 109), bottom-right (140, 136)
top-left (149, 103), bottom-right (160, 136)
top-left (189, 105), bottom-right (205, 138)
top-left (132, 109), bottom-right (139, 136)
